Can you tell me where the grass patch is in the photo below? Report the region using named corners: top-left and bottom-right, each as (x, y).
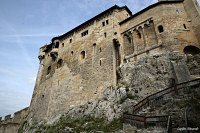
top-left (34, 116), bottom-right (123, 133)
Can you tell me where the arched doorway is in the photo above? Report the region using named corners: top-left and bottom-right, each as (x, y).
top-left (183, 45), bottom-right (200, 55)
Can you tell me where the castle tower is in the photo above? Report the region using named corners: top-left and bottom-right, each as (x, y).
top-left (182, 0), bottom-right (200, 45)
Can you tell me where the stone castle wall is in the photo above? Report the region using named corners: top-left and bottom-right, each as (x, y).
top-left (28, 0), bottom-right (200, 122)
top-left (28, 7), bottom-right (131, 121)
top-left (120, 1), bottom-right (200, 62)
top-left (1, 1), bottom-right (200, 131)
top-left (0, 107), bottom-right (29, 133)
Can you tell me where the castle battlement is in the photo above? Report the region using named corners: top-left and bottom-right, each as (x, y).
top-left (0, 107), bottom-right (29, 125)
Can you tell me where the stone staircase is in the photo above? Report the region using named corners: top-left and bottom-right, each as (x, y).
top-left (123, 78), bottom-right (200, 133)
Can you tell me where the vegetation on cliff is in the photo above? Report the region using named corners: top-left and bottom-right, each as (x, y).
top-left (31, 116), bottom-right (123, 133)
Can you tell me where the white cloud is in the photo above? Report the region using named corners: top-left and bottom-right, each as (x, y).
top-left (27, 76), bottom-right (36, 85)
top-left (0, 69), bottom-right (16, 76)
top-left (0, 33), bottom-right (62, 38)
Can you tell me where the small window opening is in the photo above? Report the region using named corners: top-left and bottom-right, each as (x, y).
top-left (100, 60), bottom-right (102, 66)
top-left (55, 42), bottom-right (59, 48)
top-left (42, 95), bottom-right (44, 98)
top-left (80, 51), bottom-right (86, 60)
top-left (57, 59), bottom-right (63, 68)
top-left (70, 39), bottom-right (72, 43)
top-left (128, 36), bottom-right (132, 43)
top-left (62, 43), bottom-right (64, 47)
top-left (93, 43), bottom-right (96, 46)
top-left (158, 25), bottom-right (164, 33)
top-left (99, 48), bottom-right (102, 52)
top-left (102, 22), bottom-right (105, 26)
top-left (106, 20), bottom-right (109, 25)
top-left (81, 30), bottom-right (88, 37)
top-left (47, 66), bottom-right (51, 75)
top-left (71, 51), bottom-right (74, 55)
top-left (183, 24), bottom-right (187, 29)
top-left (137, 32), bottom-right (142, 39)
top-left (104, 32), bottom-right (107, 38)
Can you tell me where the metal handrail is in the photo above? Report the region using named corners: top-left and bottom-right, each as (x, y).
top-left (123, 113), bottom-right (169, 129)
top-left (132, 78), bottom-right (200, 114)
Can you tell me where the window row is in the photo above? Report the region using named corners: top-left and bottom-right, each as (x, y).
top-left (81, 30), bottom-right (89, 37)
top-left (47, 52), bottom-right (104, 75)
top-left (102, 20), bottom-right (109, 26)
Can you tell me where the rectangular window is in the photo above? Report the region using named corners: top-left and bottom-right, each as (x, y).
top-left (102, 22), bottom-right (105, 26)
top-left (55, 42), bottom-right (59, 48)
top-left (93, 43), bottom-right (96, 55)
top-left (183, 24), bottom-right (187, 29)
top-left (104, 32), bottom-right (107, 38)
top-left (102, 20), bottom-right (109, 27)
top-left (81, 30), bottom-right (88, 37)
top-left (70, 39), bottom-right (72, 43)
top-left (106, 20), bottom-right (109, 25)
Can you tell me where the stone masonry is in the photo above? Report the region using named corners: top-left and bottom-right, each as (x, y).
top-left (0, 0), bottom-right (200, 132)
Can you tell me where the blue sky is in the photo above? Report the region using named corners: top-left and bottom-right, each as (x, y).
top-left (0, 0), bottom-right (173, 118)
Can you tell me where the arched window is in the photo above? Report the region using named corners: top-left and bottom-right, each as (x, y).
top-left (57, 59), bottom-right (63, 68)
top-left (184, 45), bottom-right (200, 55)
top-left (158, 25), bottom-right (164, 33)
top-left (47, 66), bottom-right (51, 75)
top-left (80, 51), bottom-right (86, 60)
top-left (137, 32), bottom-right (142, 39)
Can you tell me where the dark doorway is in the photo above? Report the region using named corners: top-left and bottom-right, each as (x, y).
top-left (184, 45), bottom-right (200, 55)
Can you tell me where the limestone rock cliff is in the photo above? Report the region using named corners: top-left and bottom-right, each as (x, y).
top-left (18, 52), bottom-right (199, 133)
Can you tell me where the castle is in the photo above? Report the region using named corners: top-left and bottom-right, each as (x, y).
top-left (0, 0), bottom-right (200, 132)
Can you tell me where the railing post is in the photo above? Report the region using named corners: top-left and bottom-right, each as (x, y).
top-left (144, 117), bottom-right (147, 128)
top-left (167, 115), bottom-right (172, 133)
top-left (174, 83), bottom-right (178, 95)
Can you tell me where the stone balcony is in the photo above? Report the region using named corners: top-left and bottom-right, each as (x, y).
top-left (50, 48), bottom-right (58, 60)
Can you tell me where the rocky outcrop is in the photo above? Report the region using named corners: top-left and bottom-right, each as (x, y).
top-left (118, 52), bottom-right (186, 98)
top-left (186, 54), bottom-right (200, 78)
top-left (21, 52), bottom-right (199, 133)
top-left (60, 87), bottom-right (136, 122)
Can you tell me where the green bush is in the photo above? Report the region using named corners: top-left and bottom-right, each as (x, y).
top-left (34, 116), bottom-right (123, 133)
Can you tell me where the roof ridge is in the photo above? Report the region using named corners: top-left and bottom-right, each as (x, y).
top-left (52, 5), bottom-right (131, 42)
top-left (119, 0), bottom-right (184, 25)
